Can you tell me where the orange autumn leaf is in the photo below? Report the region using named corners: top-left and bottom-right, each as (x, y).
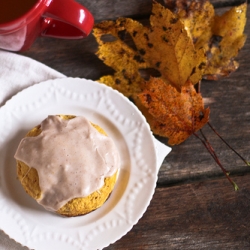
top-left (138, 77), bottom-right (210, 145)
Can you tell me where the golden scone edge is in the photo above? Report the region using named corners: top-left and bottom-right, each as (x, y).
top-left (16, 115), bottom-right (118, 217)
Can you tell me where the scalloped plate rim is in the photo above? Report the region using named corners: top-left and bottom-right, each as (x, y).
top-left (0, 77), bottom-right (158, 250)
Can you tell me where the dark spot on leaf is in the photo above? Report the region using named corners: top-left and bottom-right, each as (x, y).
top-left (147, 43), bottom-right (153, 48)
top-left (133, 30), bottom-right (138, 37)
top-left (198, 62), bottom-right (206, 70)
top-left (199, 111), bottom-right (204, 121)
top-left (170, 17), bottom-right (178, 24)
top-left (145, 94), bottom-right (152, 104)
top-left (193, 37), bottom-right (198, 44)
top-left (134, 55), bottom-right (145, 63)
top-left (118, 30), bottom-right (137, 51)
top-left (162, 36), bottom-right (169, 43)
top-left (119, 48), bottom-right (126, 55)
top-left (144, 33), bottom-right (149, 41)
top-left (128, 79), bottom-right (133, 85)
top-left (115, 79), bottom-right (121, 85)
top-left (155, 62), bottom-right (161, 68)
top-left (122, 69), bottom-right (133, 84)
top-left (122, 69), bottom-right (128, 79)
top-left (162, 26), bottom-right (167, 31)
top-left (139, 49), bottom-right (146, 55)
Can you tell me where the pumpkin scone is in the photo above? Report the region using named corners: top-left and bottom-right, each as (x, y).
top-left (14, 115), bottom-right (120, 217)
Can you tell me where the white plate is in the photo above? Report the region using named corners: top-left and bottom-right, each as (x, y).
top-left (0, 78), bottom-right (158, 250)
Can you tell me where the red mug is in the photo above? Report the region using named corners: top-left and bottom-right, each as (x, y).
top-left (0, 0), bottom-right (94, 51)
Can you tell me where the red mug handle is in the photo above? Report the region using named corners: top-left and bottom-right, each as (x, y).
top-left (41, 0), bottom-right (94, 38)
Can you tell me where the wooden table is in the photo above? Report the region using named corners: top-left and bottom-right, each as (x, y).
top-left (15, 0), bottom-right (250, 249)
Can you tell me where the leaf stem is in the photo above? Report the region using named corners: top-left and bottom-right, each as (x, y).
top-left (193, 130), bottom-right (239, 191)
top-left (208, 122), bottom-right (250, 166)
top-left (199, 129), bottom-right (228, 174)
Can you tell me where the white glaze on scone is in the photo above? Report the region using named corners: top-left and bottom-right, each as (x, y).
top-left (14, 116), bottom-right (120, 211)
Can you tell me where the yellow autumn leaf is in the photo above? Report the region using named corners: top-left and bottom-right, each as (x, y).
top-left (164, 0), bottom-right (215, 49)
top-left (164, 0), bottom-right (247, 79)
top-left (204, 3), bottom-right (247, 79)
top-left (93, 18), bottom-right (147, 101)
top-left (93, 1), bottom-right (206, 98)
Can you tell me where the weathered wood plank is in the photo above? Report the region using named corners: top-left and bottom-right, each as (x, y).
top-left (105, 174), bottom-right (250, 249)
top-left (80, 0), bottom-right (247, 21)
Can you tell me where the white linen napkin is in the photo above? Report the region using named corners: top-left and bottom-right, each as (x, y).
top-left (0, 50), bottom-right (65, 107)
top-left (0, 50), bottom-right (171, 250)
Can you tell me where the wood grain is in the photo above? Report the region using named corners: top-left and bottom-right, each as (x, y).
top-left (106, 174), bottom-right (250, 249)
top-left (80, 0), bottom-right (246, 21)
